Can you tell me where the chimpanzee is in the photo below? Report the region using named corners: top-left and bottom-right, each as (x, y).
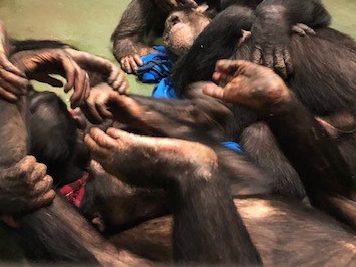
top-left (111, 0), bottom-right (329, 74)
top-left (111, 0), bottom-right (221, 73)
top-left (82, 61), bottom-right (355, 265)
top-left (21, 63), bottom-right (355, 265)
top-left (0, 21), bottom-right (141, 265)
top-left (104, 1), bottom-right (356, 202)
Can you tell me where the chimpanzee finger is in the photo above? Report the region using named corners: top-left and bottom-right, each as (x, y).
top-left (215, 60), bottom-right (255, 78)
top-left (251, 46), bottom-right (263, 65)
top-left (273, 47), bottom-right (287, 79)
top-left (84, 134), bottom-right (112, 159)
top-left (292, 23), bottom-right (316, 36)
top-left (61, 55), bottom-right (76, 93)
top-left (70, 65), bottom-right (87, 107)
top-left (27, 162), bottom-right (47, 185)
top-left (105, 128), bottom-right (132, 146)
top-left (32, 189), bottom-right (56, 209)
top-left (112, 73), bottom-right (126, 92)
top-left (96, 101), bottom-right (113, 120)
top-left (31, 175), bottom-right (53, 197)
top-left (80, 72), bottom-right (91, 105)
top-left (0, 78), bottom-right (24, 96)
top-left (89, 127), bottom-right (118, 149)
top-left (0, 87), bottom-right (17, 102)
top-left (0, 68), bottom-right (28, 91)
top-left (81, 103), bottom-right (104, 124)
top-left (133, 54), bottom-right (143, 67)
top-left (128, 56), bottom-right (138, 73)
top-left (107, 66), bottom-right (120, 86)
top-left (0, 54), bottom-right (26, 77)
top-left (202, 83), bottom-right (225, 100)
top-left (123, 58), bottom-right (133, 74)
top-left (262, 48), bottom-right (273, 69)
top-left (284, 49), bottom-right (293, 76)
top-left (118, 79), bottom-right (129, 94)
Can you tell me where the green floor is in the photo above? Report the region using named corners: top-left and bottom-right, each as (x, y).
top-left (0, 0), bottom-right (355, 101)
top-left (0, 0), bottom-right (355, 263)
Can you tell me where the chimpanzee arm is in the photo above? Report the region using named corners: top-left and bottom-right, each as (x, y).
top-left (203, 60), bottom-right (355, 229)
top-left (251, 0), bottom-right (331, 77)
top-left (265, 95), bottom-right (356, 229)
top-left (111, 0), bottom-right (161, 73)
top-left (128, 96), bottom-right (233, 142)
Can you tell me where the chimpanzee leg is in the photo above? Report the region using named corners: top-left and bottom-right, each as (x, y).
top-left (265, 96), bottom-right (356, 229)
top-left (111, 94), bottom-right (233, 141)
top-left (108, 94), bottom-right (273, 196)
top-left (86, 127), bottom-right (262, 265)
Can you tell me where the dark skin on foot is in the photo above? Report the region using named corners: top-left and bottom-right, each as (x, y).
top-left (202, 59), bottom-right (291, 110)
top-left (84, 127), bottom-right (216, 188)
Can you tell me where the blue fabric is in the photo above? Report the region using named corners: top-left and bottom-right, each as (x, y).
top-left (222, 141), bottom-right (242, 153)
top-left (137, 46), bottom-right (242, 154)
top-left (137, 46), bottom-right (173, 83)
top-left (152, 77), bottom-right (177, 99)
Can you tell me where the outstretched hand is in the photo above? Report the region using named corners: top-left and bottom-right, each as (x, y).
top-left (64, 48), bottom-right (128, 94)
top-left (10, 49), bottom-right (91, 108)
top-left (203, 60), bottom-right (291, 111)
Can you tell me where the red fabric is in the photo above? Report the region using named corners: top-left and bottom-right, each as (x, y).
top-left (59, 171), bottom-right (89, 208)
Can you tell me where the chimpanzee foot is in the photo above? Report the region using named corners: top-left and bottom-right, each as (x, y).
top-left (203, 60), bottom-right (292, 112)
top-left (84, 127), bottom-right (217, 188)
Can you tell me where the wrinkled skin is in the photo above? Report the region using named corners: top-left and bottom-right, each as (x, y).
top-left (64, 48), bottom-right (128, 94)
top-left (203, 59), bottom-right (291, 110)
top-left (0, 155), bottom-right (55, 214)
top-left (81, 83), bottom-right (117, 124)
top-left (10, 49), bottom-right (91, 108)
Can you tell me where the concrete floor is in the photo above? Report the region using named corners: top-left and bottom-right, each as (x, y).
top-left (0, 0), bottom-right (355, 263)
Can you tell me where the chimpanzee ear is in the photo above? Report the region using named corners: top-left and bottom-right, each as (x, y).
top-left (195, 4), bottom-right (209, 14)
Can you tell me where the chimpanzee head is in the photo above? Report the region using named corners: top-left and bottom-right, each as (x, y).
top-left (28, 91), bottom-right (90, 187)
top-left (163, 4), bottom-right (211, 56)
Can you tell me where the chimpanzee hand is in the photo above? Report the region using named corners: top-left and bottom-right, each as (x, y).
top-left (153, 0), bottom-right (198, 13)
top-left (0, 156), bottom-right (55, 214)
top-left (0, 53), bottom-right (29, 102)
top-left (81, 83), bottom-right (116, 124)
top-left (203, 60), bottom-right (291, 111)
top-left (10, 49), bottom-right (90, 108)
top-left (250, 8), bottom-right (294, 79)
top-left (292, 23), bottom-right (316, 37)
top-left (118, 40), bottom-right (155, 74)
top-left (64, 48), bottom-right (128, 94)
top-left (82, 87), bottom-right (144, 125)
